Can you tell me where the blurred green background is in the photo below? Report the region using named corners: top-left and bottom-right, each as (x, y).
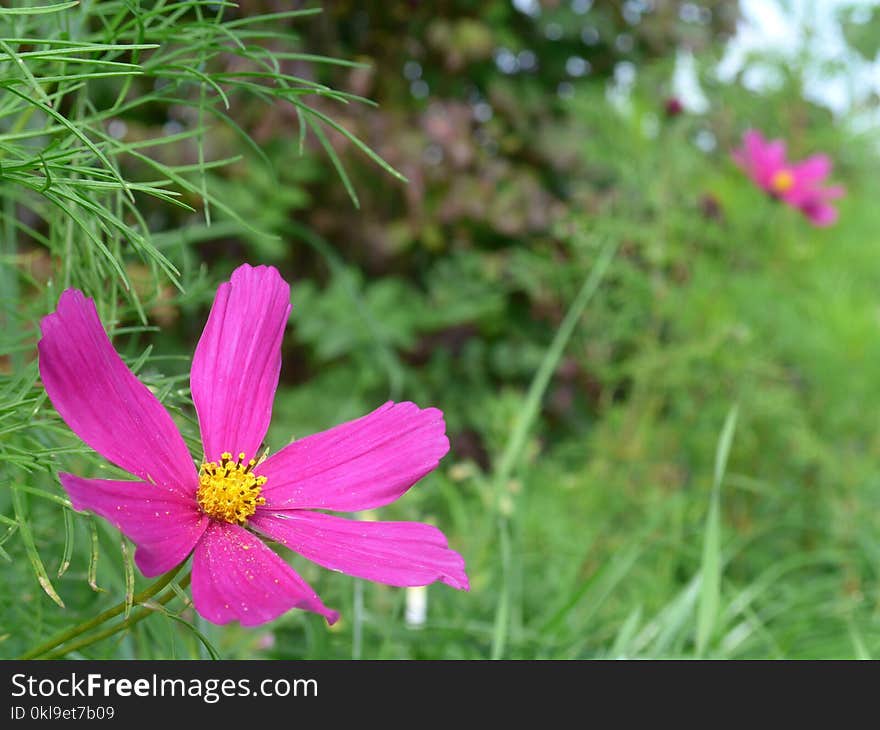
top-left (4, 0), bottom-right (880, 659)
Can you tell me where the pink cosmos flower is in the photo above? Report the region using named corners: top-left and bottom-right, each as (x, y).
top-left (731, 129), bottom-right (844, 227)
top-left (38, 264), bottom-right (468, 626)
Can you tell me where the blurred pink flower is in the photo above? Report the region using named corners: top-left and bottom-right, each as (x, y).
top-left (664, 97), bottom-right (684, 117)
top-left (39, 263), bottom-right (468, 627)
top-left (732, 129), bottom-right (844, 227)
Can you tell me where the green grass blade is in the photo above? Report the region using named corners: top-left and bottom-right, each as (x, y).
top-left (491, 235), bottom-right (618, 660)
top-left (695, 404), bottom-right (739, 657)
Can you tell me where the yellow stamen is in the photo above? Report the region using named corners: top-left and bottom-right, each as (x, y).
top-left (197, 451), bottom-right (266, 525)
top-left (771, 169), bottom-right (794, 193)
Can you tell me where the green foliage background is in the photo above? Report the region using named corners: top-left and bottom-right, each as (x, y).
top-left (3, 0), bottom-right (880, 659)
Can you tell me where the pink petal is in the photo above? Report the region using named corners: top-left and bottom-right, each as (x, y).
top-left (252, 511), bottom-right (469, 590)
top-left (761, 139), bottom-right (787, 172)
top-left (802, 200), bottom-right (838, 227)
top-left (191, 264), bottom-right (290, 463)
top-left (783, 186), bottom-right (841, 209)
top-left (784, 156), bottom-right (836, 206)
top-left (820, 184), bottom-right (846, 200)
top-left (731, 132), bottom-right (758, 172)
top-left (742, 129), bottom-right (767, 158)
top-left (737, 129), bottom-right (788, 190)
top-left (191, 521), bottom-right (338, 626)
top-left (60, 473), bottom-right (207, 577)
top-left (256, 401), bottom-right (450, 512)
top-left (791, 154), bottom-right (832, 185)
top-left (39, 290), bottom-right (196, 494)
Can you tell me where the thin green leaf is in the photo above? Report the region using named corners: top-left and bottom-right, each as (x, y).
top-left (10, 485), bottom-right (65, 607)
top-left (121, 538), bottom-right (135, 620)
top-left (300, 103), bottom-right (408, 183)
top-left (144, 603), bottom-right (222, 660)
top-left (307, 116), bottom-right (359, 208)
top-left (2, 86), bottom-right (133, 201)
top-left (695, 405), bottom-right (739, 657)
top-left (0, 1), bottom-right (79, 15)
top-left (87, 517), bottom-right (105, 593)
top-left (57, 505), bottom-right (74, 577)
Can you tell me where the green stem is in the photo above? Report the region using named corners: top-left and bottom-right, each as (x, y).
top-left (41, 573), bottom-right (192, 659)
top-left (18, 565), bottom-right (183, 660)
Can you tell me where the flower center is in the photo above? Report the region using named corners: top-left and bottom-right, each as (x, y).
top-left (197, 452), bottom-right (266, 525)
top-left (770, 169), bottom-right (794, 194)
